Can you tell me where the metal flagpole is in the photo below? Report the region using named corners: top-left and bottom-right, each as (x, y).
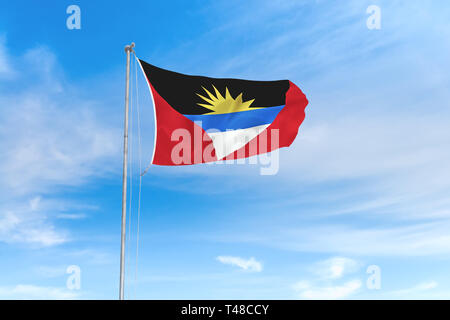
top-left (120, 42), bottom-right (135, 300)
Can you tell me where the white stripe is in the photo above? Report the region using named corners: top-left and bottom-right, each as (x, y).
top-left (136, 56), bottom-right (157, 166)
top-left (208, 124), bottom-right (269, 160)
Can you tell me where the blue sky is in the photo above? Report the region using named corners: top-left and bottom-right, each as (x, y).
top-left (1, 0), bottom-right (450, 299)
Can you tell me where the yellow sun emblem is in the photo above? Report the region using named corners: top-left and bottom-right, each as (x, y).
top-left (196, 85), bottom-right (259, 114)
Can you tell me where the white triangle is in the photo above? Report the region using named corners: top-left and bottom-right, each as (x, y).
top-left (207, 124), bottom-right (269, 160)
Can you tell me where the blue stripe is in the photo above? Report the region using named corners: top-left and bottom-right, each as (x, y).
top-left (184, 105), bottom-right (284, 131)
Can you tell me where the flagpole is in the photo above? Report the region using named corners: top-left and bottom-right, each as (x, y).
top-left (120, 42), bottom-right (135, 300)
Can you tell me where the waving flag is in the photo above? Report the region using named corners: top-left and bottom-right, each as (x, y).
top-left (138, 59), bottom-right (308, 165)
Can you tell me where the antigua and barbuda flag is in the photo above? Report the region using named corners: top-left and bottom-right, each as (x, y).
top-left (137, 59), bottom-right (309, 165)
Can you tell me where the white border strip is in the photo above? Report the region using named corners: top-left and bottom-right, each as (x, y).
top-left (135, 55), bottom-right (157, 167)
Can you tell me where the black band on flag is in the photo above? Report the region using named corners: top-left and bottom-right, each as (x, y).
top-left (139, 60), bottom-right (290, 115)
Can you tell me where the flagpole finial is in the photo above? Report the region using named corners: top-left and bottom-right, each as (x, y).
top-left (125, 42), bottom-right (135, 53)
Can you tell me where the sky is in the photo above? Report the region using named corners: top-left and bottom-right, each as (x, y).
top-left (0, 0), bottom-right (450, 299)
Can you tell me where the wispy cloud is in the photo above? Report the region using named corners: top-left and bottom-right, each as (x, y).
top-left (373, 281), bottom-right (448, 299)
top-left (389, 281), bottom-right (438, 297)
top-left (65, 249), bottom-right (114, 266)
top-left (216, 256), bottom-right (263, 272)
top-left (210, 219), bottom-right (450, 257)
top-left (0, 38), bottom-right (121, 247)
top-left (0, 41), bottom-right (121, 195)
top-left (0, 199), bottom-right (68, 246)
top-left (293, 256), bottom-right (362, 299)
top-left (312, 257), bottom-right (360, 280)
top-left (0, 284), bottom-right (80, 299)
top-left (293, 279), bottom-right (361, 300)
top-left (34, 265), bottom-right (68, 278)
top-left (0, 35), bottom-right (14, 77)
top-left (55, 213), bottom-right (87, 220)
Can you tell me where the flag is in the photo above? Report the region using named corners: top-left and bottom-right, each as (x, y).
top-left (137, 59), bottom-right (308, 165)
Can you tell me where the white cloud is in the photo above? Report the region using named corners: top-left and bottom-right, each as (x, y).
top-left (35, 266), bottom-right (68, 278)
top-left (283, 115), bottom-right (450, 184)
top-left (56, 213), bottom-right (87, 220)
top-left (65, 249), bottom-right (114, 265)
top-left (293, 279), bottom-right (361, 300)
top-left (271, 220), bottom-right (450, 256)
top-left (0, 211), bottom-right (20, 234)
top-left (0, 35), bottom-right (13, 77)
top-left (0, 38), bottom-right (121, 247)
top-left (416, 281), bottom-right (439, 290)
top-left (210, 219), bottom-right (450, 257)
top-left (293, 256), bottom-right (361, 299)
top-left (216, 256), bottom-right (263, 272)
top-left (388, 281), bottom-right (438, 298)
top-left (313, 257), bottom-right (359, 280)
top-left (0, 92), bottom-right (120, 195)
top-left (13, 226), bottom-right (66, 246)
top-left (0, 284), bottom-right (80, 299)
top-left (0, 196), bottom-right (69, 246)
top-left (29, 196), bottom-right (41, 211)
